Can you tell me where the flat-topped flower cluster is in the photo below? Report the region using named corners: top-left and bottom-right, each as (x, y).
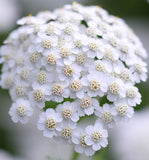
top-left (0, 2), bottom-right (147, 156)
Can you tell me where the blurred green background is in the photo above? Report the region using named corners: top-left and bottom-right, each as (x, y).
top-left (0, 0), bottom-right (149, 159)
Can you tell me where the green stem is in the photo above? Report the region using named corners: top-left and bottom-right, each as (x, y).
top-left (72, 150), bottom-right (79, 160)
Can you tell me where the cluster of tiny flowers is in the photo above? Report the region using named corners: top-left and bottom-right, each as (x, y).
top-left (0, 2), bottom-right (148, 156)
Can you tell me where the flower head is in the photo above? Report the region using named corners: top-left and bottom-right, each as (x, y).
top-left (0, 2), bottom-right (147, 157)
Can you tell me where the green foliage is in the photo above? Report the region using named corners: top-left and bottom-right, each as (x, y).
top-left (84, 0), bottom-right (149, 17)
top-left (81, 20), bottom-right (88, 28)
top-left (72, 151), bottom-right (80, 160)
top-left (97, 35), bottom-right (103, 39)
top-left (99, 95), bottom-right (113, 106)
top-left (44, 98), bottom-right (75, 111)
top-left (135, 83), bottom-right (149, 111)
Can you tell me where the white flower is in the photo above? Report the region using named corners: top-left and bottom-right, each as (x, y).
top-left (118, 40), bottom-right (134, 62)
top-left (56, 63), bottom-right (81, 81)
top-left (48, 82), bottom-right (70, 102)
top-left (0, 45), bottom-right (16, 69)
top-left (9, 98), bottom-right (33, 124)
top-left (55, 121), bottom-right (76, 144)
top-left (17, 15), bottom-right (45, 26)
top-left (85, 122), bottom-right (108, 151)
top-left (61, 22), bottom-right (79, 40)
top-left (103, 32), bottom-right (119, 48)
top-left (82, 73), bottom-right (108, 97)
top-left (0, 72), bottom-right (14, 89)
top-left (9, 79), bottom-right (29, 101)
top-left (89, 59), bottom-right (112, 75)
top-left (36, 10), bottom-right (56, 21)
top-left (102, 45), bottom-right (119, 62)
top-left (107, 78), bottom-right (126, 102)
top-left (56, 101), bottom-right (79, 128)
top-left (95, 104), bottom-right (115, 128)
top-left (71, 33), bottom-right (88, 53)
top-left (72, 128), bottom-right (95, 156)
top-left (45, 22), bottom-right (61, 36)
top-left (26, 51), bottom-right (42, 70)
top-left (56, 44), bottom-right (76, 66)
top-left (35, 70), bottom-right (54, 85)
top-left (112, 99), bottom-right (134, 122)
top-left (38, 109), bottom-right (62, 138)
top-left (36, 34), bottom-right (58, 53)
top-left (29, 82), bottom-right (50, 109)
top-left (119, 68), bottom-right (133, 82)
top-left (41, 49), bottom-right (60, 71)
top-left (83, 38), bottom-right (103, 59)
top-left (130, 59), bottom-right (147, 83)
top-left (125, 83), bottom-right (141, 106)
top-left (75, 96), bottom-right (99, 116)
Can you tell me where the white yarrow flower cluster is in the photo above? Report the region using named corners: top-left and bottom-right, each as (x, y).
top-left (0, 2), bottom-right (147, 156)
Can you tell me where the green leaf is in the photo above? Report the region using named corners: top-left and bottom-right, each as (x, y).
top-left (44, 98), bottom-right (75, 111)
top-left (71, 150), bottom-right (80, 160)
top-left (81, 20), bottom-right (88, 27)
top-left (98, 95), bottom-right (113, 106)
top-left (97, 35), bottom-right (103, 39)
top-left (44, 101), bottom-right (60, 111)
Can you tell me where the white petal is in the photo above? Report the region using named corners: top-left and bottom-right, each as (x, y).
top-left (85, 125), bottom-right (93, 135)
top-left (43, 130), bottom-right (54, 138)
top-left (85, 136), bottom-right (93, 145)
top-left (71, 113), bottom-right (79, 122)
top-left (85, 147), bottom-right (95, 156)
top-left (92, 142), bottom-right (101, 151)
top-left (100, 138), bottom-right (108, 147)
top-left (81, 77), bottom-right (89, 86)
top-left (76, 90), bottom-right (84, 99)
top-left (85, 107), bottom-right (94, 115)
top-left (72, 137), bottom-right (80, 145)
top-left (75, 145), bottom-right (84, 153)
